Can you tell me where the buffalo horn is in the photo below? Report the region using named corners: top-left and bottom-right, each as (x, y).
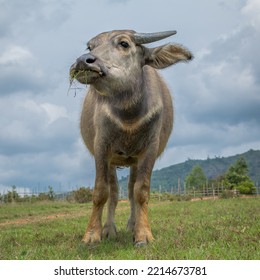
top-left (133, 30), bottom-right (177, 44)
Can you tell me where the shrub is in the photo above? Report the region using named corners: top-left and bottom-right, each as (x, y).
top-left (37, 193), bottom-right (50, 201)
top-left (169, 194), bottom-right (192, 201)
top-left (237, 181), bottom-right (256, 195)
top-left (72, 187), bottom-right (92, 203)
top-left (220, 189), bottom-right (239, 199)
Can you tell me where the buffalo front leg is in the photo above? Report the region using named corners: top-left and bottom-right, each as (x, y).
top-left (102, 166), bottom-right (118, 239)
top-left (82, 158), bottom-right (109, 244)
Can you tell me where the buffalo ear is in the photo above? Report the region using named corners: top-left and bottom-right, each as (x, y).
top-left (144, 44), bottom-right (193, 69)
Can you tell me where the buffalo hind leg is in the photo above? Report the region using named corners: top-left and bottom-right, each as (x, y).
top-left (133, 144), bottom-right (158, 246)
top-left (127, 165), bottom-right (137, 233)
top-left (102, 166), bottom-right (118, 239)
top-left (133, 179), bottom-right (154, 246)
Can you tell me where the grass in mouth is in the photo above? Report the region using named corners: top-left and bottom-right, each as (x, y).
top-left (67, 70), bottom-right (87, 96)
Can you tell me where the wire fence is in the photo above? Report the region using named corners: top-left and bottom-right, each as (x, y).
top-left (150, 182), bottom-right (260, 201)
top-left (0, 185), bottom-right (80, 203)
top-left (0, 182), bottom-right (259, 203)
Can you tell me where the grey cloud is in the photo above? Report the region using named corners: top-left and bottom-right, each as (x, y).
top-left (172, 116), bottom-right (260, 148)
top-left (0, 96), bottom-right (77, 156)
top-left (0, 45), bottom-right (56, 95)
top-left (174, 23), bottom-right (260, 128)
top-left (205, 25), bottom-right (260, 85)
top-left (156, 4), bottom-right (260, 167)
top-left (0, 68), bottom-right (46, 95)
top-left (0, 0), bottom-right (71, 40)
top-left (0, 148), bottom-right (94, 190)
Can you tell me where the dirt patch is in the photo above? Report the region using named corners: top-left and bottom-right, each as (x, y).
top-left (0, 212), bottom-right (85, 227)
top-left (0, 201), bottom-right (165, 227)
top-left (191, 196), bottom-right (219, 202)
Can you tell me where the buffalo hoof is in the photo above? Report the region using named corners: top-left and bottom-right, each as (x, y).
top-left (102, 223), bottom-right (117, 240)
top-left (82, 228), bottom-right (102, 244)
top-left (134, 241), bottom-right (147, 247)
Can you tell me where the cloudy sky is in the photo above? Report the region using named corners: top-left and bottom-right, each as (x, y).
top-left (0, 0), bottom-right (260, 193)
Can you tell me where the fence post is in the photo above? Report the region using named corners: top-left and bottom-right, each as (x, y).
top-left (178, 178), bottom-right (181, 194)
top-left (212, 183), bottom-right (215, 199)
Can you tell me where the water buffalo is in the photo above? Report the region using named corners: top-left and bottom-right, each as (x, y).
top-left (70, 30), bottom-right (192, 246)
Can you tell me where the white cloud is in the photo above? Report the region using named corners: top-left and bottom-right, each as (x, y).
top-left (41, 103), bottom-right (69, 124)
top-left (0, 96), bottom-right (76, 155)
top-left (196, 48), bottom-right (212, 61)
top-left (0, 45), bottom-right (47, 94)
top-left (242, 0), bottom-right (260, 27)
top-left (0, 45), bottom-right (33, 65)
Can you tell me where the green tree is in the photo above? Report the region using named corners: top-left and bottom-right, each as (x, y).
top-left (185, 165), bottom-right (207, 190)
top-left (4, 185), bottom-right (20, 203)
top-left (224, 157), bottom-right (255, 194)
top-left (48, 186), bottom-right (55, 200)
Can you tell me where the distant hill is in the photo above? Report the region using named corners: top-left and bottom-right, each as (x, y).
top-left (119, 149), bottom-right (260, 192)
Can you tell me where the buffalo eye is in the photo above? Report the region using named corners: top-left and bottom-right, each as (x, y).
top-left (120, 41), bottom-right (129, 48)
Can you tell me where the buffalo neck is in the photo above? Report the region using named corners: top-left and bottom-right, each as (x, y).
top-left (95, 73), bottom-right (148, 123)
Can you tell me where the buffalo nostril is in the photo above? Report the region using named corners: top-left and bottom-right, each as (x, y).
top-left (86, 58), bottom-right (95, 63)
top-left (76, 53), bottom-right (97, 67)
top-left (85, 55), bottom-right (96, 64)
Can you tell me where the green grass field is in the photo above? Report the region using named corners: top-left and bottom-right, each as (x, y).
top-left (0, 198), bottom-right (259, 260)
